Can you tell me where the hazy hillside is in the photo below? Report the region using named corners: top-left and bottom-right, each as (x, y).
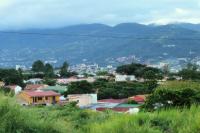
top-left (1, 23), bottom-right (200, 67)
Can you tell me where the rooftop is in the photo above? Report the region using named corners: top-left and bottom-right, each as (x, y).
top-left (24, 91), bottom-right (60, 97)
top-left (24, 84), bottom-right (48, 91)
top-left (98, 98), bottom-right (128, 104)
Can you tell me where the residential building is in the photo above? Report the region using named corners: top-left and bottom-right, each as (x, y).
top-left (0, 81), bottom-right (5, 87)
top-left (129, 95), bottom-right (147, 104)
top-left (6, 85), bottom-right (22, 94)
top-left (68, 94), bottom-right (97, 107)
top-left (115, 74), bottom-right (136, 82)
top-left (24, 78), bottom-right (43, 84)
top-left (24, 84), bottom-right (48, 91)
top-left (57, 77), bottom-right (95, 84)
top-left (20, 90), bottom-right (60, 105)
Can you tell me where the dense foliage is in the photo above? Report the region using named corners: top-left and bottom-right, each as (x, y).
top-left (143, 81), bottom-right (200, 111)
top-left (178, 63), bottom-right (200, 80)
top-left (59, 62), bottom-right (70, 78)
top-left (0, 69), bottom-right (24, 87)
top-left (65, 81), bottom-right (95, 96)
top-left (116, 63), bottom-right (163, 79)
top-left (64, 80), bottom-right (157, 99)
top-left (32, 60), bottom-right (45, 72)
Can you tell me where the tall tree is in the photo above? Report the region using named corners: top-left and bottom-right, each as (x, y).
top-left (65, 81), bottom-right (94, 96)
top-left (0, 69), bottom-right (24, 87)
top-left (60, 61), bottom-right (69, 77)
top-left (44, 63), bottom-right (55, 78)
top-left (32, 60), bottom-right (45, 72)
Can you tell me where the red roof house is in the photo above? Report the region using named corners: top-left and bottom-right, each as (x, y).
top-left (129, 95), bottom-right (147, 103)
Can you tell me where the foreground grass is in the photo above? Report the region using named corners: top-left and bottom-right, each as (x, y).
top-left (1, 94), bottom-right (200, 133)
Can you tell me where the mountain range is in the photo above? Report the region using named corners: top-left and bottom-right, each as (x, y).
top-left (1, 22), bottom-right (200, 67)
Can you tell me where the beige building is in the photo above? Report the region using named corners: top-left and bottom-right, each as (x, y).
top-left (68, 94), bottom-right (97, 107)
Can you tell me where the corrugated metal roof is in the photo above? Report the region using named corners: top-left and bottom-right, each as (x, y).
top-left (98, 98), bottom-right (128, 103)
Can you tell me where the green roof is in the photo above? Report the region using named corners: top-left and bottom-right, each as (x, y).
top-left (115, 104), bottom-right (141, 108)
top-left (43, 85), bottom-right (67, 94)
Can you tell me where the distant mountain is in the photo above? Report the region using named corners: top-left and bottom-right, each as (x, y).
top-left (172, 23), bottom-right (200, 32)
top-left (0, 23), bottom-right (200, 67)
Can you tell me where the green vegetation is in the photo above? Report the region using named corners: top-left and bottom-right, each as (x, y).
top-left (32, 60), bottom-right (45, 72)
top-left (59, 61), bottom-right (70, 78)
top-left (96, 80), bottom-right (157, 99)
top-left (144, 81), bottom-right (200, 111)
top-left (0, 69), bottom-right (24, 87)
top-left (178, 63), bottom-right (200, 80)
top-left (44, 63), bottom-right (55, 78)
top-left (116, 63), bottom-right (163, 80)
top-left (42, 78), bottom-right (57, 86)
top-left (64, 80), bottom-right (157, 99)
top-left (1, 93), bottom-right (200, 133)
top-left (65, 81), bottom-right (95, 96)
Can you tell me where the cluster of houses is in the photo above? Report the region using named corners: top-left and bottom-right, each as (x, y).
top-left (0, 73), bottom-right (152, 113)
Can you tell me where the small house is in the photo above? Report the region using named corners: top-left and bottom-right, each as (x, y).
top-left (6, 85), bottom-right (22, 94)
top-left (68, 94), bottom-right (97, 107)
top-left (20, 90), bottom-right (60, 105)
top-left (115, 74), bottom-right (136, 82)
top-left (129, 95), bottom-right (147, 104)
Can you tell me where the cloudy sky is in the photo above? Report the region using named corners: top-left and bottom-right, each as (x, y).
top-left (0, 0), bottom-right (200, 30)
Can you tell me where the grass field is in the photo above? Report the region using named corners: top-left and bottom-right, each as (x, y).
top-left (1, 92), bottom-right (200, 133)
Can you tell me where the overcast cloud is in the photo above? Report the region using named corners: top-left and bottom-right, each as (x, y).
top-left (0, 0), bottom-right (200, 30)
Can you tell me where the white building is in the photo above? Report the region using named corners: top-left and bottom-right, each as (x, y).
top-left (24, 78), bottom-right (43, 84)
top-left (6, 85), bottom-right (22, 94)
top-left (115, 74), bottom-right (136, 82)
top-left (68, 94), bottom-right (97, 107)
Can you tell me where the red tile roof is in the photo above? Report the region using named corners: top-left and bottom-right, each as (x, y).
top-left (98, 98), bottom-right (128, 104)
top-left (24, 91), bottom-right (60, 97)
top-left (129, 95), bottom-right (146, 103)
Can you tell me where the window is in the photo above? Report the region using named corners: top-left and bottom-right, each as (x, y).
top-left (45, 97), bottom-right (48, 100)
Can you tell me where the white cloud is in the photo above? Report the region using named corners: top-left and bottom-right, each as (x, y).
top-left (0, 0), bottom-right (200, 29)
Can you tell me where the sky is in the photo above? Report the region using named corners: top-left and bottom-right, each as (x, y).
top-left (0, 0), bottom-right (200, 30)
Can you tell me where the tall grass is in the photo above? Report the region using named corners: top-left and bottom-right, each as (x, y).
top-left (1, 93), bottom-right (200, 133)
top-left (83, 106), bottom-right (200, 133)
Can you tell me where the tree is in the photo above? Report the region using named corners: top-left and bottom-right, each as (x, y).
top-left (60, 62), bottom-right (69, 78)
top-left (32, 60), bottom-right (45, 72)
top-left (143, 70), bottom-right (157, 80)
top-left (44, 63), bottom-right (55, 78)
top-left (116, 63), bottom-right (163, 79)
top-left (0, 69), bottom-right (24, 87)
top-left (178, 63), bottom-right (200, 80)
top-left (65, 81), bottom-right (94, 96)
top-left (43, 78), bottom-right (56, 86)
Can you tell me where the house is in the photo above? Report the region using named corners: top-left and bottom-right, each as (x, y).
top-left (6, 85), bottom-right (22, 94)
top-left (129, 95), bottom-right (147, 104)
top-left (0, 81), bottom-right (5, 87)
top-left (24, 78), bottom-right (43, 84)
top-left (20, 90), bottom-right (60, 105)
top-left (57, 77), bottom-right (95, 84)
top-left (115, 74), bottom-right (136, 82)
top-left (95, 99), bottom-right (140, 113)
top-left (24, 84), bottom-right (48, 91)
top-left (68, 94), bottom-right (97, 107)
